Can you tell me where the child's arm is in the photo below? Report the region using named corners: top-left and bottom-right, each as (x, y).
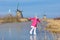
top-left (37, 19), bottom-right (41, 23)
top-left (28, 18), bottom-right (34, 20)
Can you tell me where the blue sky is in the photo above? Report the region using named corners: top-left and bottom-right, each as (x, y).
top-left (0, 0), bottom-right (60, 18)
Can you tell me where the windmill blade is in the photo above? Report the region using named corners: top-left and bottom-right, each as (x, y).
top-left (17, 2), bottom-right (19, 10)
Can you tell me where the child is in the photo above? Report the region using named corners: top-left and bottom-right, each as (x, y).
top-left (29, 16), bottom-right (41, 35)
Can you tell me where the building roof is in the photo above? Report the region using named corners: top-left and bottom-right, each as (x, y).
top-left (17, 9), bottom-right (22, 12)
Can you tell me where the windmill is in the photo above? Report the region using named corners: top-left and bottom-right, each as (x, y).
top-left (16, 3), bottom-right (23, 18)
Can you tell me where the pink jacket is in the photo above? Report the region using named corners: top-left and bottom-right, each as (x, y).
top-left (29, 17), bottom-right (40, 27)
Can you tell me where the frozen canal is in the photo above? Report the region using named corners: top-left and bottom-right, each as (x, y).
top-left (0, 22), bottom-right (54, 40)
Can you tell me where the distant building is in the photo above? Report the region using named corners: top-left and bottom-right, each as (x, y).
top-left (42, 14), bottom-right (47, 22)
top-left (54, 17), bottom-right (60, 20)
top-left (43, 15), bottom-right (47, 19)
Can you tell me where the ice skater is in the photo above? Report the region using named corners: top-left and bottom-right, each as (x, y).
top-left (29, 16), bottom-right (41, 35)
